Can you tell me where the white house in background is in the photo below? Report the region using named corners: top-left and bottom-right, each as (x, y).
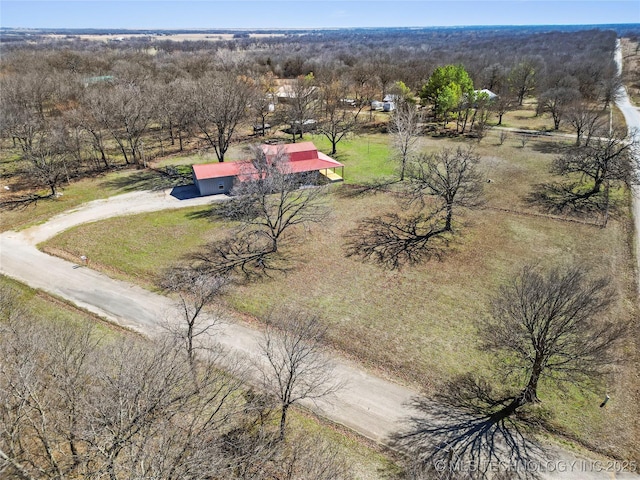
top-left (475, 89), bottom-right (498, 100)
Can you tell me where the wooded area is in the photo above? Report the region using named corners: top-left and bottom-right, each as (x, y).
top-left (0, 27), bottom-right (631, 204)
top-left (2, 25), bottom-right (640, 479)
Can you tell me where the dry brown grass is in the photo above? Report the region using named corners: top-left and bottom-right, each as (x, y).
top-left (42, 134), bottom-right (640, 461)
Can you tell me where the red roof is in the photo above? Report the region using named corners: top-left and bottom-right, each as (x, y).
top-left (192, 161), bottom-right (243, 180)
top-left (193, 142), bottom-right (343, 181)
top-left (262, 141), bottom-right (319, 162)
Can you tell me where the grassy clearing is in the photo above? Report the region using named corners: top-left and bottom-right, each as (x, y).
top-left (621, 38), bottom-right (640, 105)
top-left (40, 206), bottom-right (222, 290)
top-left (287, 410), bottom-right (402, 479)
top-left (42, 132), bottom-right (640, 460)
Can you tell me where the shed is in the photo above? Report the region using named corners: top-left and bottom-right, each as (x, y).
top-left (192, 162), bottom-right (240, 196)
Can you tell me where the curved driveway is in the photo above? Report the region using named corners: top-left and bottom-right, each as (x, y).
top-left (0, 186), bottom-right (417, 444)
top-left (1, 43), bottom-right (639, 477)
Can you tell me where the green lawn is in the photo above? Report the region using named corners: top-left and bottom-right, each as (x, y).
top-left (41, 206), bottom-right (222, 290)
top-left (308, 134), bottom-right (398, 183)
top-left (41, 132), bottom-right (640, 460)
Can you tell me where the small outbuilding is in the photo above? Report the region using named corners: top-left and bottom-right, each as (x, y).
top-left (192, 142), bottom-right (344, 196)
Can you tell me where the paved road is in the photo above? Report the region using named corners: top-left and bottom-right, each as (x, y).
top-left (614, 39), bottom-right (640, 283)
top-left (1, 45), bottom-right (639, 477)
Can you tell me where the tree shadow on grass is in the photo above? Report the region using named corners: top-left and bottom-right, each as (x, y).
top-left (525, 182), bottom-right (609, 218)
top-left (530, 140), bottom-right (573, 155)
top-left (335, 178), bottom-right (401, 198)
top-left (391, 375), bottom-right (550, 480)
top-left (184, 208), bottom-right (216, 221)
top-left (100, 167), bottom-right (193, 193)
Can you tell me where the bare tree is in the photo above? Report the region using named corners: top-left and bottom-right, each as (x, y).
top-left (88, 82), bottom-right (154, 165)
top-left (537, 87), bottom-right (581, 130)
top-left (508, 58), bottom-right (541, 106)
top-left (231, 147), bottom-right (328, 251)
top-left (282, 74), bottom-right (318, 142)
top-left (480, 263), bottom-right (626, 416)
top-left (566, 101), bottom-right (604, 146)
top-left (195, 146), bottom-right (328, 279)
top-left (154, 78), bottom-right (195, 152)
top-left (406, 147), bottom-right (484, 232)
top-left (548, 128), bottom-right (638, 210)
top-left (0, 295), bottom-right (98, 480)
top-left (0, 76), bottom-right (45, 155)
top-left (160, 266), bottom-right (228, 367)
top-left (249, 72), bottom-right (277, 137)
top-left (597, 72), bottom-right (623, 110)
top-left (76, 88), bottom-right (113, 168)
top-left (491, 90), bottom-right (516, 126)
top-left (0, 284), bottom-right (247, 480)
top-left (193, 71), bottom-right (253, 162)
top-left (259, 309), bottom-right (340, 440)
top-left (518, 133), bottom-right (531, 148)
top-left (86, 335), bottom-right (242, 480)
top-left (480, 62), bottom-right (508, 93)
top-left (346, 147), bottom-right (483, 269)
top-left (316, 76), bottom-right (364, 155)
top-left (372, 53), bottom-right (396, 100)
top-left (389, 100), bottom-right (422, 181)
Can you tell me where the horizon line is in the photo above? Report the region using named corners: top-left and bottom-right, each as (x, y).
top-left (3, 23), bottom-right (639, 31)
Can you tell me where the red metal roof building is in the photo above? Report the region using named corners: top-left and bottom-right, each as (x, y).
top-left (192, 142), bottom-right (344, 196)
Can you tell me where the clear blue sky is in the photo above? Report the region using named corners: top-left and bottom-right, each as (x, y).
top-left (1, 0), bottom-right (639, 29)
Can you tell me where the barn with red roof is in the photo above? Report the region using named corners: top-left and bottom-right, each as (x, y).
top-left (192, 142), bottom-right (344, 196)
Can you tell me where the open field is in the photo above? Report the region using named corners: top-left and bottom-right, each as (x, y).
top-left (41, 132), bottom-right (640, 461)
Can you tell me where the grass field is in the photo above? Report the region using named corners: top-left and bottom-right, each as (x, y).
top-left (41, 131), bottom-right (640, 461)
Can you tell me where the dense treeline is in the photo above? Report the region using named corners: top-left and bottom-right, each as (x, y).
top-left (0, 27), bottom-right (624, 202)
